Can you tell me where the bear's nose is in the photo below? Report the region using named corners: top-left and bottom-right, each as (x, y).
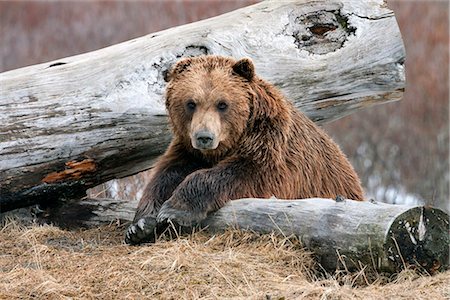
top-left (195, 131), bottom-right (215, 149)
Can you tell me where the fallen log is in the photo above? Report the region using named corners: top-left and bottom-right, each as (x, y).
top-left (203, 199), bottom-right (449, 274)
top-left (34, 197), bottom-right (449, 274)
top-left (0, 0), bottom-right (405, 212)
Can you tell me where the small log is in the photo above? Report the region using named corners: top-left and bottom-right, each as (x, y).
top-left (203, 199), bottom-right (449, 274)
top-left (34, 197), bottom-right (449, 274)
top-left (0, 0), bottom-right (405, 212)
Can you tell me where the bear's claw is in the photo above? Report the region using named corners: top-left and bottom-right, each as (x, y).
top-left (124, 216), bottom-right (158, 245)
top-left (157, 201), bottom-right (206, 227)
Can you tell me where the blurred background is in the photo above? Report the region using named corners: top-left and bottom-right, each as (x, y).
top-left (1, 0), bottom-right (448, 211)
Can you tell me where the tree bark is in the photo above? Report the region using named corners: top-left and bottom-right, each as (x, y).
top-left (33, 197), bottom-right (449, 274)
top-left (0, 0), bottom-right (405, 212)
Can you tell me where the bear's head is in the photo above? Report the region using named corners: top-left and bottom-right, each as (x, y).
top-left (164, 56), bottom-right (261, 158)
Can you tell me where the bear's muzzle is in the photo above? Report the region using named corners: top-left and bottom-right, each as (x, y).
top-left (193, 131), bottom-right (216, 150)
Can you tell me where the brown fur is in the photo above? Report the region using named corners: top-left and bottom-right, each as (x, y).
top-left (132, 55), bottom-right (363, 231)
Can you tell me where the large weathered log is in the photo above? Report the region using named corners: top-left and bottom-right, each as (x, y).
top-left (0, 0), bottom-right (405, 212)
top-left (32, 197), bottom-right (449, 274)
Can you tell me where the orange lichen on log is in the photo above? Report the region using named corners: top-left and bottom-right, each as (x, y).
top-left (42, 159), bottom-right (96, 183)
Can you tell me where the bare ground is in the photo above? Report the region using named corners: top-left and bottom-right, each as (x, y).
top-left (0, 218), bottom-right (448, 300)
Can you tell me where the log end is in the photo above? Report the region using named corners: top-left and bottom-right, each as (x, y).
top-left (384, 206), bottom-right (449, 274)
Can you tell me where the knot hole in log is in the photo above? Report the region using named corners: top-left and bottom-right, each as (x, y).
top-left (151, 45), bottom-right (210, 93)
top-left (287, 9), bottom-right (356, 55)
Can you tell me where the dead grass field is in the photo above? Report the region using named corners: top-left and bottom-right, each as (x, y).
top-left (0, 218), bottom-right (448, 300)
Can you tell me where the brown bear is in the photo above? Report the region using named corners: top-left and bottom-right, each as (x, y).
top-left (125, 55), bottom-right (363, 244)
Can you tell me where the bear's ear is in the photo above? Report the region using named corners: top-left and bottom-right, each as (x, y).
top-left (165, 57), bottom-right (193, 82)
top-left (232, 58), bottom-right (255, 81)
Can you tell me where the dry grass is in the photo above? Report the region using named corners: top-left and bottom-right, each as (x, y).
top-left (0, 218), bottom-right (448, 300)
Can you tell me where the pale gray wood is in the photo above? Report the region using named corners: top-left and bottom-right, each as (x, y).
top-left (202, 198), bottom-right (449, 274)
top-left (32, 197), bottom-right (449, 274)
top-left (0, 0), bottom-right (405, 211)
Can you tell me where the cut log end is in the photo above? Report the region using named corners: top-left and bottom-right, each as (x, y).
top-left (384, 207), bottom-right (449, 274)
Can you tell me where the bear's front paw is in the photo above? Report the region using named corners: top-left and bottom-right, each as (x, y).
top-left (156, 200), bottom-right (207, 227)
top-left (125, 216), bottom-right (158, 245)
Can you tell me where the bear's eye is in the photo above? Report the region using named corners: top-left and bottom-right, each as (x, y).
top-left (217, 101), bottom-right (228, 112)
top-left (186, 100), bottom-right (196, 111)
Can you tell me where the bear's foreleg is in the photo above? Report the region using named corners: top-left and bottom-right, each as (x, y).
top-left (133, 162), bottom-right (202, 221)
top-left (125, 147), bottom-right (204, 244)
top-left (156, 159), bottom-right (253, 227)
